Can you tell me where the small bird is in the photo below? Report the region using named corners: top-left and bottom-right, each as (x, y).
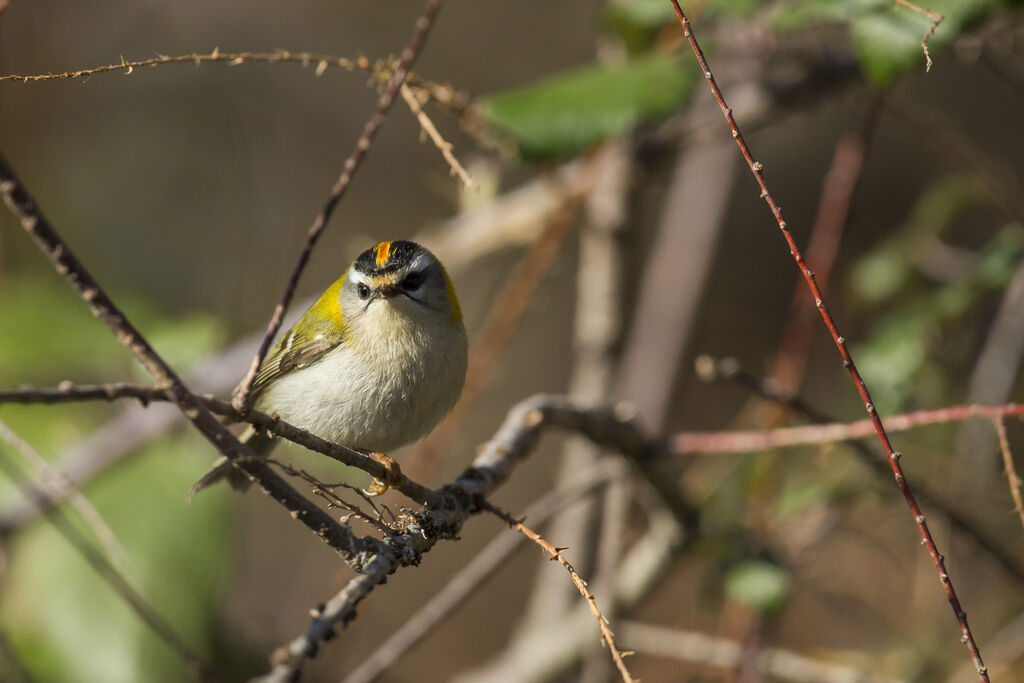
top-left (191, 240), bottom-right (468, 496)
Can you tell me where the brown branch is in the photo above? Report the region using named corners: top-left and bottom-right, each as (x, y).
top-left (232, 0), bottom-right (446, 412)
top-left (995, 416), bottom-right (1024, 534)
top-left (770, 110), bottom-right (875, 394)
top-left (399, 82), bottom-right (477, 190)
top-left (0, 381), bottom-right (442, 509)
top-left (0, 153), bottom-right (372, 567)
top-left (620, 621), bottom-right (904, 683)
top-left (668, 4), bottom-right (989, 679)
top-left (892, 0), bottom-right (945, 72)
top-left (671, 403), bottom-right (1024, 454)
top-left (0, 444), bottom-right (218, 681)
top-left (483, 502), bottom-right (637, 683)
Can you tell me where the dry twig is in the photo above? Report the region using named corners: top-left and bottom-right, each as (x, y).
top-left (892, 0), bottom-right (945, 72)
top-left (484, 502), bottom-right (637, 683)
top-left (399, 82), bottom-right (477, 190)
top-left (668, 3), bottom-right (988, 678)
top-left (0, 49), bottom-right (378, 82)
top-left (995, 416), bottom-right (1024, 534)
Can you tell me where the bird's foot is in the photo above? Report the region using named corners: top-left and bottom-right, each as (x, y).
top-left (362, 451), bottom-right (402, 497)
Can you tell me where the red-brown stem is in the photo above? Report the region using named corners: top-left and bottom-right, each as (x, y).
top-left (770, 129), bottom-right (867, 394)
top-left (668, 3), bottom-right (989, 679)
top-left (233, 0), bottom-right (444, 411)
top-left (672, 403), bottom-right (1024, 454)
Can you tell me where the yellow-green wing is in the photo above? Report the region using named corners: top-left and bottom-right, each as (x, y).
top-left (250, 275), bottom-right (348, 397)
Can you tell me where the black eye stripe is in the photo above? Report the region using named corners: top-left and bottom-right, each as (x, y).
top-left (402, 272), bottom-right (425, 291)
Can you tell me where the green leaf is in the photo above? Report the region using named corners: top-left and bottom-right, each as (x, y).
top-left (724, 560), bottom-right (792, 613)
top-left (481, 53), bottom-right (695, 160)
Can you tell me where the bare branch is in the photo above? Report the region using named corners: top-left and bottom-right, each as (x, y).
top-left (232, 0), bottom-right (446, 411)
top-left (995, 416), bottom-right (1024, 534)
top-left (668, 4), bottom-right (989, 677)
top-left (620, 621), bottom-right (904, 683)
top-left (0, 49), bottom-right (377, 82)
top-left (484, 502), bottom-right (637, 683)
top-left (399, 83), bottom-right (477, 190)
top-left (671, 403), bottom-right (1024, 454)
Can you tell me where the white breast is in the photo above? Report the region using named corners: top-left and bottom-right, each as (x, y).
top-left (257, 302), bottom-right (467, 454)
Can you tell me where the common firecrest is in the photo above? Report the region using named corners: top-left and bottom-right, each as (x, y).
top-left (192, 240), bottom-right (468, 496)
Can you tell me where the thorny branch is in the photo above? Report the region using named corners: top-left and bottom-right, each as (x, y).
top-left (399, 83), bottom-right (477, 190)
top-left (483, 502), bottom-right (637, 683)
top-left (232, 0), bottom-right (446, 411)
top-left (668, 2), bottom-right (989, 679)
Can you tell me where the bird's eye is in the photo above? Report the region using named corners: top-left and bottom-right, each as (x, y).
top-left (402, 272), bottom-right (425, 292)
top-left (357, 283), bottom-right (370, 299)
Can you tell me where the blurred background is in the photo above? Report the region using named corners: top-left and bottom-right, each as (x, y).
top-left (2, 0), bottom-right (1024, 681)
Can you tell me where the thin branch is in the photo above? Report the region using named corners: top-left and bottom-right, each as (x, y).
top-left (0, 416), bottom-right (131, 570)
top-left (995, 416), bottom-right (1024, 534)
top-left (399, 82), bottom-right (477, 190)
top-left (0, 153), bottom-right (371, 566)
top-left (892, 0), bottom-right (945, 72)
top-left (483, 502), bottom-right (637, 683)
top-left (770, 105), bottom-right (876, 394)
top-left (668, 4), bottom-right (988, 679)
top-left (0, 382), bottom-right (442, 509)
top-left (232, 0), bottom-right (446, 411)
top-left (0, 444), bottom-right (218, 681)
top-left (620, 621), bottom-right (904, 683)
top-left (0, 49), bottom-right (378, 82)
top-left (671, 403), bottom-right (1024, 454)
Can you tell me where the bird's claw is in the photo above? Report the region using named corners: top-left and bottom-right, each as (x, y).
top-left (361, 451), bottom-right (402, 497)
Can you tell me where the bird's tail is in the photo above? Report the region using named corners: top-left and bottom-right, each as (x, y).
top-left (188, 426), bottom-right (277, 500)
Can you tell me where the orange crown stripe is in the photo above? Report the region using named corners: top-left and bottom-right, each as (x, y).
top-left (374, 241), bottom-right (392, 267)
